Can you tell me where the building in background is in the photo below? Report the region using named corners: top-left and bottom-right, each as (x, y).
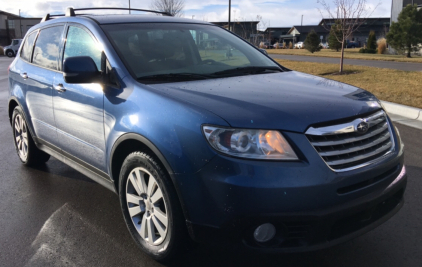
top-left (319, 18), bottom-right (390, 47)
top-left (0, 10), bottom-right (41, 46)
top-left (264, 27), bottom-right (292, 44)
top-left (391, 0), bottom-right (422, 23)
top-left (286, 25), bottom-right (329, 45)
top-left (211, 21), bottom-right (261, 44)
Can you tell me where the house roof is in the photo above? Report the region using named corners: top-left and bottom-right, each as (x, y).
top-left (0, 10), bottom-right (41, 20)
top-left (288, 25), bottom-right (329, 34)
top-left (0, 10), bottom-right (21, 19)
top-left (211, 21), bottom-right (260, 25)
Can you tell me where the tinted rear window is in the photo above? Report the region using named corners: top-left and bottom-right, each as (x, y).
top-left (33, 26), bottom-right (64, 70)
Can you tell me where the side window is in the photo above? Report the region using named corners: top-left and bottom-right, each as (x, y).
top-left (20, 32), bottom-right (37, 62)
top-left (64, 26), bottom-right (102, 70)
top-left (33, 26), bottom-right (64, 70)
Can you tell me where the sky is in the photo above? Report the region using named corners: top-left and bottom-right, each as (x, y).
top-left (3, 0), bottom-right (391, 29)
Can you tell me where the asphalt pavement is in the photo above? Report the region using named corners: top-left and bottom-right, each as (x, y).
top-left (0, 56), bottom-right (421, 267)
top-left (269, 53), bottom-right (422, 72)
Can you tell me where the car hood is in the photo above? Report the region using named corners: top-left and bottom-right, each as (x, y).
top-left (147, 71), bottom-right (382, 133)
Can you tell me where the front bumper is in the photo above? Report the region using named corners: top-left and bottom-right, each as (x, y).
top-left (173, 130), bottom-right (406, 251)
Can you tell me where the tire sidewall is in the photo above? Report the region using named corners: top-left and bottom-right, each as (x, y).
top-left (119, 153), bottom-right (178, 260)
top-left (6, 50), bottom-right (14, 57)
top-left (12, 106), bottom-right (29, 164)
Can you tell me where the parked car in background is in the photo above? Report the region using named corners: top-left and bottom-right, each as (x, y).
top-left (295, 41), bottom-right (304, 48)
top-left (8, 7), bottom-right (407, 263)
top-left (346, 40), bottom-right (359, 48)
top-left (4, 39), bottom-right (22, 57)
top-left (321, 42), bottom-right (330, 49)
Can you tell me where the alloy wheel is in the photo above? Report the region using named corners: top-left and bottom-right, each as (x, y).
top-left (14, 114), bottom-right (28, 161)
top-left (126, 167), bottom-right (169, 246)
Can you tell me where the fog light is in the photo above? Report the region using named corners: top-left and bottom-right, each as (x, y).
top-left (254, 223), bottom-right (276, 243)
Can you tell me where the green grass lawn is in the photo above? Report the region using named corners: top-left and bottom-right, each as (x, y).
top-left (268, 48), bottom-right (422, 63)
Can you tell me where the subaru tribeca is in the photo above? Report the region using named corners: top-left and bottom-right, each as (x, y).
top-left (7, 7), bottom-right (406, 262)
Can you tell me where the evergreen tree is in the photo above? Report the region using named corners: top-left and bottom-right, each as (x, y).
top-left (387, 4), bottom-right (422, 58)
top-left (367, 31), bottom-right (377, 51)
top-left (328, 21), bottom-right (343, 52)
top-left (304, 30), bottom-right (322, 53)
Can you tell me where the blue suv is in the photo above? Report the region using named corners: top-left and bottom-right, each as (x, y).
top-left (8, 7), bottom-right (406, 262)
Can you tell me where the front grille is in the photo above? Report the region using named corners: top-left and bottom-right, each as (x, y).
top-left (306, 110), bottom-right (394, 171)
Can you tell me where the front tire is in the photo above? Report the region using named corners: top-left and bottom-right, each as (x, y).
top-left (119, 152), bottom-right (188, 262)
top-left (6, 50), bottom-right (15, 57)
top-left (12, 106), bottom-right (50, 165)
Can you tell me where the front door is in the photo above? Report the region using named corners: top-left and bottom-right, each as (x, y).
top-left (52, 24), bottom-right (106, 172)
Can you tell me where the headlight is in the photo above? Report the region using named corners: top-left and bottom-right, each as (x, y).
top-left (202, 126), bottom-right (298, 160)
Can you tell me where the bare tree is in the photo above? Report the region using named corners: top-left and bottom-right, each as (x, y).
top-left (317, 0), bottom-right (379, 73)
top-left (150, 0), bottom-right (185, 17)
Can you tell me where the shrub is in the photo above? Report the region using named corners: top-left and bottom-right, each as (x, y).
top-left (259, 42), bottom-right (265, 49)
top-left (274, 42), bottom-right (280, 49)
top-left (283, 42), bottom-right (286, 49)
top-left (304, 29), bottom-right (322, 53)
top-left (377, 38), bottom-right (387, 54)
top-left (359, 48), bottom-right (377, 54)
top-left (0, 46), bottom-right (4, 56)
top-left (289, 42), bottom-right (293, 49)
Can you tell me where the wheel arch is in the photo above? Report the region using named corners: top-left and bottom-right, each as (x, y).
top-left (109, 133), bottom-right (191, 222)
top-left (109, 133), bottom-right (175, 191)
top-left (8, 98), bottom-right (19, 126)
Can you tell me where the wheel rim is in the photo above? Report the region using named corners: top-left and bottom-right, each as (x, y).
top-left (14, 114), bottom-right (28, 161)
top-left (7, 51), bottom-right (13, 57)
top-left (126, 167), bottom-right (168, 246)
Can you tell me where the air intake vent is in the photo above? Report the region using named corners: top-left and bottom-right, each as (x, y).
top-left (306, 110), bottom-right (394, 171)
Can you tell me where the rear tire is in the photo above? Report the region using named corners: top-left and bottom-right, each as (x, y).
top-left (12, 106), bottom-right (50, 166)
top-left (118, 152), bottom-right (188, 263)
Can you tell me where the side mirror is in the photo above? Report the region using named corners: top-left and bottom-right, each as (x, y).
top-left (63, 56), bottom-right (101, 84)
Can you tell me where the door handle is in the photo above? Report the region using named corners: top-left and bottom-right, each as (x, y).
top-left (54, 84), bottom-right (66, 93)
top-left (20, 73), bottom-right (28, 79)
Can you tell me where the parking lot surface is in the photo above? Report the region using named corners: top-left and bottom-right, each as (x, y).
top-left (1, 57), bottom-right (421, 267)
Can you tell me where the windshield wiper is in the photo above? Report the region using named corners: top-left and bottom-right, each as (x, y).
top-left (137, 73), bottom-right (215, 82)
top-left (212, 66), bottom-right (283, 76)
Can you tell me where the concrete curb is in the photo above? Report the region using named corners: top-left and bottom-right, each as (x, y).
top-left (381, 101), bottom-right (422, 121)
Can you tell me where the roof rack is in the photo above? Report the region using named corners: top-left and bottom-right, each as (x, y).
top-left (41, 7), bottom-right (172, 22)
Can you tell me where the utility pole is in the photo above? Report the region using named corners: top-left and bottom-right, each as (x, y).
top-left (228, 0), bottom-right (231, 31)
top-left (129, 0), bottom-right (131, 14)
top-left (19, 9), bottom-right (22, 38)
top-left (192, 15), bottom-right (195, 19)
top-left (301, 15), bottom-right (303, 26)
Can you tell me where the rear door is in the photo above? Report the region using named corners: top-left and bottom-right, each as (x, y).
top-left (52, 24), bottom-right (106, 172)
top-left (23, 25), bottom-right (65, 147)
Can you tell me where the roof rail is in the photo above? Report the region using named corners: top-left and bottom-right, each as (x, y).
top-left (40, 13), bottom-right (65, 23)
top-left (41, 7), bottom-right (172, 23)
top-left (67, 7), bottom-right (172, 17)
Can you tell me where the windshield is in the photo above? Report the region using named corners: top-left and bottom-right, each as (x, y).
top-left (102, 23), bottom-right (282, 82)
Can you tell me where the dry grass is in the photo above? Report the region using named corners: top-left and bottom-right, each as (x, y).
top-left (275, 59), bottom-right (422, 109)
top-left (268, 48), bottom-right (422, 63)
top-left (377, 38), bottom-right (387, 54)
